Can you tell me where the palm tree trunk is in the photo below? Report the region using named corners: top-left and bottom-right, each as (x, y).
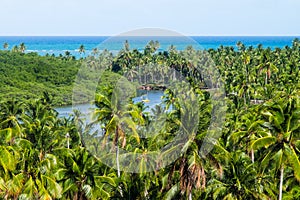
top-left (188, 192), bottom-right (192, 200)
top-left (80, 132), bottom-right (86, 147)
top-left (144, 186), bottom-right (149, 199)
top-left (116, 145), bottom-right (120, 176)
top-left (115, 128), bottom-right (123, 197)
top-left (247, 87), bottom-right (250, 104)
top-left (251, 149), bottom-right (254, 163)
top-left (279, 166), bottom-right (284, 200)
top-left (115, 129), bottom-right (120, 177)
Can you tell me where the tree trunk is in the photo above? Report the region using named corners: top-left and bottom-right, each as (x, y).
top-left (279, 166), bottom-right (284, 200)
top-left (251, 149), bottom-right (254, 163)
top-left (115, 128), bottom-right (123, 197)
top-left (144, 186), bottom-right (149, 199)
top-left (173, 70), bottom-right (176, 80)
top-left (80, 132), bottom-right (86, 147)
top-left (116, 129), bottom-right (120, 177)
top-left (116, 145), bottom-right (120, 177)
top-left (188, 192), bottom-right (192, 200)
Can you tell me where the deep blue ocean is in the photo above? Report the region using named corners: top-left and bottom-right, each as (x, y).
top-left (0, 36), bottom-right (299, 58)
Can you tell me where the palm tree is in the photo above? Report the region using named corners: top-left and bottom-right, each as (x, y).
top-left (79, 44), bottom-right (85, 58)
top-left (64, 50), bottom-right (71, 60)
top-left (161, 86), bottom-right (225, 200)
top-left (92, 47), bottom-right (99, 56)
top-left (251, 94), bottom-right (300, 200)
top-left (0, 99), bottom-right (24, 137)
top-left (93, 91), bottom-right (142, 177)
top-left (229, 105), bottom-right (265, 163)
top-left (13, 99), bottom-right (64, 199)
top-left (3, 42), bottom-right (9, 50)
top-left (124, 40), bottom-right (130, 52)
top-left (19, 43), bottom-right (26, 53)
top-left (55, 147), bottom-right (117, 199)
top-left (205, 150), bottom-right (264, 199)
top-left (92, 73), bottom-right (144, 178)
top-left (11, 45), bottom-right (19, 53)
top-left (256, 49), bottom-right (278, 86)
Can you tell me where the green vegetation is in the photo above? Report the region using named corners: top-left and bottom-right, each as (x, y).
top-left (0, 50), bottom-right (79, 106)
top-left (0, 39), bottom-right (299, 199)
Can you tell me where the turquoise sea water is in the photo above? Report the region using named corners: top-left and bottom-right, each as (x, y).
top-left (0, 36), bottom-right (299, 58)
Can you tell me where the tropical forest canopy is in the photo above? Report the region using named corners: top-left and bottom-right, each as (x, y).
top-left (0, 39), bottom-right (299, 199)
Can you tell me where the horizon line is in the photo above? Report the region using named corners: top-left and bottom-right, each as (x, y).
top-left (0, 34), bottom-right (300, 37)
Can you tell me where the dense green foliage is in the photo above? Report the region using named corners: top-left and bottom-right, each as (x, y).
top-left (0, 51), bottom-right (79, 106)
top-left (0, 39), bottom-right (299, 199)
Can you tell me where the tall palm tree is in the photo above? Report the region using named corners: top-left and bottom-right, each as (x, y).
top-left (0, 99), bottom-right (24, 137)
top-left (205, 150), bottom-right (265, 199)
top-left (92, 47), bottom-right (99, 56)
top-left (19, 43), bottom-right (26, 53)
top-left (93, 91), bottom-right (142, 177)
top-left (251, 94), bottom-right (300, 200)
top-left (124, 40), bottom-right (130, 52)
top-left (79, 44), bottom-right (85, 58)
top-left (229, 105), bottom-right (265, 163)
top-left (54, 147), bottom-right (117, 199)
top-left (3, 42), bottom-right (9, 50)
top-left (256, 49), bottom-right (278, 86)
top-left (64, 50), bottom-right (71, 60)
top-left (11, 45), bottom-right (19, 53)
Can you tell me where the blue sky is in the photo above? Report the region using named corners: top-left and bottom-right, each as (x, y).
top-left (1, 0), bottom-right (299, 36)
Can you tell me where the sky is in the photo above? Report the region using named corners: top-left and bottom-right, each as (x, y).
top-left (1, 0), bottom-right (300, 36)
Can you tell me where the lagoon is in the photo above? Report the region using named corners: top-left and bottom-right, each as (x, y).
top-left (55, 90), bottom-right (165, 118)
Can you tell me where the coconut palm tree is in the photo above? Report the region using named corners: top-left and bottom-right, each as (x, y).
top-left (256, 49), bottom-right (278, 86)
top-left (205, 150), bottom-right (265, 199)
top-left (11, 45), bottom-right (19, 53)
top-left (3, 42), bottom-right (9, 50)
top-left (229, 105), bottom-right (265, 163)
top-left (92, 47), bottom-right (99, 56)
top-left (124, 40), bottom-right (130, 52)
top-left (64, 50), bottom-right (71, 60)
top-left (19, 43), bottom-right (26, 53)
top-left (0, 99), bottom-right (24, 137)
top-left (54, 147), bottom-right (117, 199)
top-left (93, 91), bottom-right (142, 177)
top-left (251, 94), bottom-right (300, 200)
top-left (79, 44), bottom-right (85, 58)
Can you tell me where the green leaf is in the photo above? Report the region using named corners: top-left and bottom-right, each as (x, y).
top-left (284, 144), bottom-right (300, 181)
top-left (251, 136), bottom-right (276, 150)
top-left (23, 176), bottom-right (37, 198)
top-left (0, 128), bottom-right (13, 143)
top-left (164, 183), bottom-right (179, 200)
top-left (0, 146), bottom-right (17, 172)
top-left (95, 176), bottom-right (117, 187)
top-left (42, 175), bottom-right (62, 198)
top-left (72, 162), bottom-right (80, 174)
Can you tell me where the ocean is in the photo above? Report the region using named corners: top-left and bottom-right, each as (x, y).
top-left (0, 36), bottom-right (299, 58)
